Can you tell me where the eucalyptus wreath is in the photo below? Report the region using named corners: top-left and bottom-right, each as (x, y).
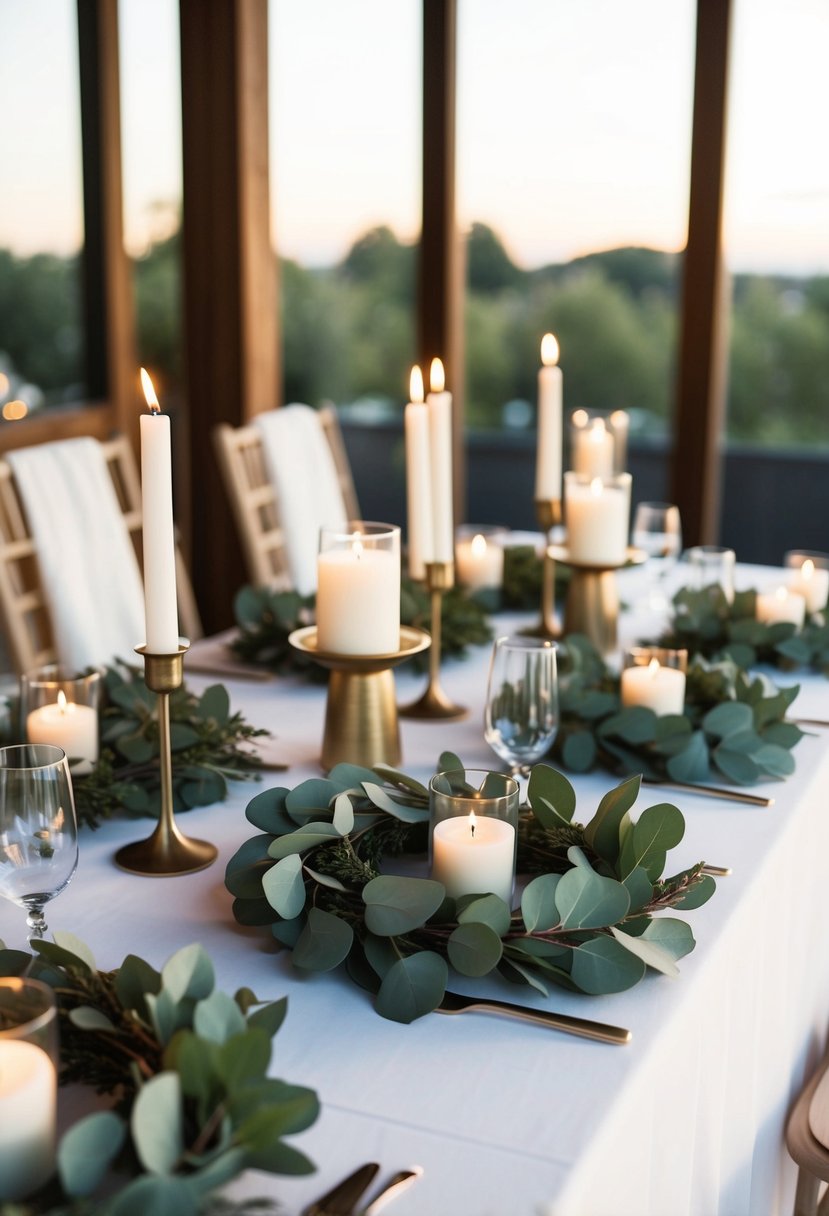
top-left (547, 634), bottom-right (804, 787)
top-left (225, 753), bottom-right (715, 1025)
top-left (658, 585), bottom-right (829, 675)
top-left (0, 934), bottom-right (318, 1216)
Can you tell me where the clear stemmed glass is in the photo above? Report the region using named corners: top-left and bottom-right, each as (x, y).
top-left (484, 636), bottom-right (559, 778)
top-left (632, 501), bottom-right (683, 610)
top-left (0, 744), bottom-right (79, 942)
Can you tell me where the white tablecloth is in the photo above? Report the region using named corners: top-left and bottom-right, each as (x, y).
top-left (3, 564), bottom-right (828, 1216)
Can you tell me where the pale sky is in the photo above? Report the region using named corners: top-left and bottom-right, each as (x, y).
top-left (0, 0), bottom-right (827, 276)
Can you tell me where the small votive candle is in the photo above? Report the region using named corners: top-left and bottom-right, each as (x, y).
top-left (564, 471), bottom-right (631, 567)
top-left (0, 1039), bottom-right (57, 1199)
top-left (788, 558), bottom-right (829, 615)
top-left (432, 811), bottom-right (515, 906)
top-left (316, 522), bottom-right (401, 655)
top-left (22, 666), bottom-right (100, 775)
top-left (621, 649), bottom-right (687, 715)
top-left (756, 585), bottom-right (806, 628)
top-left (571, 414), bottom-right (615, 480)
top-left (455, 527), bottom-right (505, 591)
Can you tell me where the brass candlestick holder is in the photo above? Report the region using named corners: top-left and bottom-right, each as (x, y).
top-left (114, 643), bottom-right (218, 876)
top-left (547, 544), bottom-right (647, 656)
top-left (535, 498), bottom-right (563, 639)
top-left (289, 625), bottom-right (430, 772)
top-left (399, 560), bottom-right (468, 721)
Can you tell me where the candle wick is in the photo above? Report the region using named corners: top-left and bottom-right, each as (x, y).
top-left (470, 822), bottom-right (475, 838)
top-left (149, 403), bottom-right (161, 416)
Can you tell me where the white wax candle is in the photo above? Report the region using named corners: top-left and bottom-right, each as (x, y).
top-left (572, 418), bottom-right (614, 480)
top-left (534, 333), bottom-right (563, 502)
top-left (565, 474), bottom-right (631, 566)
top-left (0, 1040), bottom-right (56, 1200)
top-left (26, 692), bottom-right (98, 773)
top-left (139, 369), bottom-right (180, 653)
top-left (620, 659), bottom-right (686, 715)
top-left (432, 811), bottom-right (515, 906)
top-left (756, 585), bottom-right (806, 627)
top-left (316, 540), bottom-right (400, 655)
top-left (609, 409), bottom-right (630, 473)
top-left (404, 366), bottom-right (434, 581)
top-left (455, 533), bottom-right (503, 590)
top-left (427, 358), bottom-right (454, 563)
top-left (789, 559), bottom-right (829, 614)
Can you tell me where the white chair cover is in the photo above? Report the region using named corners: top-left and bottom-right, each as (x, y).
top-left (253, 404), bottom-right (348, 595)
top-left (6, 437), bottom-right (146, 670)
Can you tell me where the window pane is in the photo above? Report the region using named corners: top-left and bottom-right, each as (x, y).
top-left (269, 0), bottom-right (421, 415)
top-left (457, 0), bottom-right (695, 476)
top-left (723, 0), bottom-right (829, 449)
top-left (0, 0), bottom-right (85, 416)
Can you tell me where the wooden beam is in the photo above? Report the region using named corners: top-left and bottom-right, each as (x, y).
top-left (420, 0), bottom-right (465, 522)
top-left (670, 0), bottom-right (733, 545)
top-left (179, 0), bottom-right (278, 632)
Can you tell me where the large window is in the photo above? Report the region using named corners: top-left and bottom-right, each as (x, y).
top-left (457, 0), bottom-right (695, 444)
top-left (0, 0), bottom-right (85, 417)
top-left (269, 0), bottom-right (421, 416)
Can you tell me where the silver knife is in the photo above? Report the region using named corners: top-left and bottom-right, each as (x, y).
top-left (302, 1163), bottom-right (380, 1216)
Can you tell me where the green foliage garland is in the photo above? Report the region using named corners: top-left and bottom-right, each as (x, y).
top-left (552, 635), bottom-right (804, 786)
top-left (0, 934), bottom-right (318, 1216)
top-left (225, 754), bottom-right (715, 1025)
top-left (658, 586), bottom-right (829, 675)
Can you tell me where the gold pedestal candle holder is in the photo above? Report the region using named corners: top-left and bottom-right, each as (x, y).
top-left (114, 643), bottom-right (218, 876)
top-left (399, 561), bottom-right (468, 721)
top-left (535, 498), bottom-right (563, 639)
top-left (548, 544), bottom-right (647, 656)
top-left (288, 625), bottom-right (430, 772)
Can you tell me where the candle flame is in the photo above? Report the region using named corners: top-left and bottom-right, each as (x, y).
top-left (802, 558), bottom-right (815, 580)
top-left (647, 658), bottom-right (661, 678)
top-left (571, 408), bottom-right (589, 428)
top-left (57, 690), bottom-right (67, 714)
top-left (471, 533), bottom-right (487, 558)
top-left (409, 365), bottom-right (424, 404)
top-left (540, 332), bottom-right (560, 367)
top-left (430, 357), bottom-right (445, 393)
top-left (590, 478), bottom-right (603, 496)
top-left (140, 367), bottom-right (160, 414)
top-left (469, 809), bottom-right (476, 839)
top-left (351, 532), bottom-right (364, 559)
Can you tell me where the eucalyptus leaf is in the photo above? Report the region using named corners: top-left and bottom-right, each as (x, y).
top-left (447, 922), bottom-right (503, 976)
top-left (362, 782), bottom-right (430, 823)
top-left (555, 861), bottom-right (630, 930)
top-left (570, 935), bottom-right (646, 994)
top-left (106, 1175), bottom-right (199, 1216)
top-left (197, 684), bottom-right (230, 725)
top-left (262, 853), bottom-right (306, 919)
top-left (332, 792), bottom-right (355, 835)
top-left (671, 873), bottom-right (717, 910)
top-left (372, 763), bottom-right (431, 799)
top-left (363, 875), bottom-right (446, 936)
top-left (52, 931), bottom-right (96, 972)
top-left (363, 932), bottom-right (400, 980)
top-left (267, 822), bottom-right (341, 859)
top-left (58, 1110), bottom-right (126, 1197)
top-left (245, 787), bottom-right (295, 834)
top-left (247, 996), bottom-right (288, 1037)
top-left (619, 802), bottom-right (685, 881)
top-left (639, 916), bottom-right (696, 960)
top-left (293, 907), bottom-right (354, 971)
top-left (456, 893), bottom-right (511, 937)
top-left (69, 1005), bottom-right (118, 1033)
top-left (216, 1028), bottom-right (272, 1089)
top-left (527, 765), bottom-right (576, 825)
top-left (131, 1071), bottom-right (184, 1175)
top-left (561, 730), bottom-right (597, 772)
top-left (521, 873), bottom-right (562, 932)
top-left (193, 989), bottom-right (247, 1044)
top-left (609, 926), bottom-right (679, 978)
top-left (162, 944), bottom-right (215, 1004)
top-left (583, 773), bottom-right (640, 863)
top-left (374, 952), bottom-right (448, 1023)
top-left (666, 731), bottom-right (710, 782)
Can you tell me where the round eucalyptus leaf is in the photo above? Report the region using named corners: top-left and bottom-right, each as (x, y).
top-left (521, 873), bottom-right (562, 932)
top-left (666, 731), bottom-right (710, 783)
top-left (247, 995), bottom-right (288, 1037)
top-left (181, 771), bottom-right (226, 808)
top-left (262, 853), bottom-right (306, 919)
top-left (609, 926), bottom-right (679, 978)
top-left (374, 952), bottom-right (448, 1023)
top-left (131, 1071), bottom-right (184, 1175)
top-left (561, 730), bottom-right (597, 772)
top-left (106, 1175), bottom-right (198, 1216)
top-left (638, 915), bottom-right (696, 960)
top-left (117, 732), bottom-right (155, 764)
top-left (753, 741), bottom-right (796, 778)
top-left (527, 764), bottom-right (577, 824)
top-left (169, 723), bottom-right (201, 751)
top-left (232, 896), bottom-right (280, 926)
top-left (52, 931), bottom-right (96, 972)
top-left (332, 791), bottom-right (355, 835)
top-left (363, 875), bottom-right (446, 936)
top-left (216, 1027), bottom-right (272, 1089)
top-left (713, 745), bottom-right (761, 785)
top-left (326, 762), bottom-right (378, 790)
top-left (570, 935), bottom-right (646, 994)
top-left (245, 787), bottom-right (295, 834)
top-left (600, 706), bottom-right (657, 745)
top-left (285, 778), bottom-right (339, 819)
top-left (671, 873), bottom-right (716, 910)
top-left (272, 916), bottom-right (305, 948)
top-left (555, 865), bottom-right (630, 930)
top-left (583, 773), bottom-right (640, 862)
top-left (702, 700), bottom-right (754, 740)
top-left (58, 1110), bottom-right (126, 1197)
top-left (161, 943), bottom-right (215, 1004)
top-left (620, 802), bottom-right (685, 881)
top-left (197, 684), bottom-right (230, 725)
top-left (363, 932), bottom-right (399, 979)
top-left (193, 989), bottom-right (247, 1044)
top-left (267, 822), bottom-right (341, 860)
top-left (456, 893), bottom-right (511, 937)
top-left (69, 1005), bottom-right (117, 1033)
top-left (447, 922), bottom-right (503, 976)
top-left (292, 907), bottom-right (354, 971)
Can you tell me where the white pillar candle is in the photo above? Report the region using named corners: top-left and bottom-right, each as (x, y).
top-left (432, 811), bottom-right (515, 906)
top-left (609, 409), bottom-right (630, 473)
top-left (427, 358), bottom-right (454, 563)
top-left (756, 585), bottom-right (806, 627)
top-left (404, 366), bottom-right (434, 581)
top-left (534, 333), bottom-right (563, 502)
top-left (316, 534), bottom-right (400, 655)
top-left (565, 473), bottom-right (631, 566)
top-left (620, 659), bottom-right (686, 715)
top-left (139, 369), bottom-right (180, 654)
top-left (572, 417), bottom-right (615, 480)
top-left (26, 691), bottom-right (98, 773)
top-left (455, 533), bottom-right (504, 590)
top-left (0, 1040), bottom-right (56, 1200)
top-left (789, 559), bottom-right (829, 614)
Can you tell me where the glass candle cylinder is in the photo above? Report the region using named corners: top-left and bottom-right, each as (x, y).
top-left (564, 471), bottom-right (632, 566)
top-left (430, 769), bottom-right (519, 906)
top-left (316, 521), bottom-right (401, 655)
top-left (454, 525), bottom-right (507, 591)
top-left (685, 545), bottom-right (736, 604)
top-left (0, 978), bottom-right (58, 1200)
top-left (569, 411), bottom-right (614, 480)
top-left (21, 666), bottom-right (101, 775)
top-left (621, 647), bottom-right (687, 715)
top-left (784, 551), bottom-right (829, 614)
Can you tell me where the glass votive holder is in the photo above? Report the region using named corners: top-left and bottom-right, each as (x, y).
top-left (755, 585), bottom-right (806, 628)
top-left (316, 521), bottom-right (401, 655)
top-left (569, 408), bottom-right (629, 477)
top-left (21, 665), bottom-right (101, 775)
top-left (621, 647), bottom-right (688, 715)
top-left (784, 551), bottom-right (829, 615)
top-left (454, 525), bottom-right (507, 592)
top-left (685, 545), bottom-right (736, 603)
top-left (429, 769), bottom-right (519, 907)
top-left (564, 470), bottom-right (632, 567)
top-left (0, 977), bottom-right (58, 1199)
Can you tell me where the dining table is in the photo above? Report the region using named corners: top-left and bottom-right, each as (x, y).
top-left (3, 562), bottom-right (828, 1216)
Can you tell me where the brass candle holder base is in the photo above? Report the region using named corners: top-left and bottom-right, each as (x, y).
top-left (534, 498), bottom-right (563, 639)
top-left (547, 545), bottom-right (647, 656)
top-left (288, 625), bottom-right (430, 772)
top-left (114, 643), bottom-right (218, 876)
top-left (399, 560), bottom-right (468, 721)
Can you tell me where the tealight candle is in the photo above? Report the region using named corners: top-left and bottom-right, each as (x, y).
top-left (756, 585), bottom-right (806, 628)
top-left (316, 523), bottom-right (401, 655)
top-left (26, 690), bottom-right (98, 773)
top-left (620, 658), bottom-right (686, 715)
top-left (455, 532), bottom-right (504, 590)
top-left (789, 559), bottom-right (829, 615)
top-left (564, 472), bottom-right (631, 566)
top-left (432, 810), bottom-right (515, 906)
top-left (572, 416), bottom-right (614, 480)
top-left (0, 1040), bottom-right (56, 1200)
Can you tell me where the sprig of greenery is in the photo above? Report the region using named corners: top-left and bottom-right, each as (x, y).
top-left (225, 753), bottom-right (715, 1024)
top-left (552, 634), bottom-right (804, 786)
top-left (0, 935), bottom-right (318, 1216)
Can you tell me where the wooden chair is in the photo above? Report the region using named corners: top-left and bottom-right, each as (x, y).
top-left (786, 1048), bottom-right (829, 1215)
top-left (213, 405), bottom-right (359, 590)
top-left (0, 435), bottom-right (201, 675)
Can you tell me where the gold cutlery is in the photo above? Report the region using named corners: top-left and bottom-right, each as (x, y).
top-left (702, 863), bottom-right (732, 877)
top-left (794, 717), bottom-right (829, 728)
top-left (362, 1167), bottom-right (424, 1215)
top-left (437, 990), bottom-right (631, 1044)
top-left (641, 777), bottom-right (773, 807)
top-left (302, 1163), bottom-right (380, 1216)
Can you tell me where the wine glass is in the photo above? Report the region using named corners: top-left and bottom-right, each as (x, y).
top-left (484, 636), bottom-right (559, 778)
top-left (0, 744), bottom-right (79, 942)
top-left (632, 501), bottom-right (682, 610)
